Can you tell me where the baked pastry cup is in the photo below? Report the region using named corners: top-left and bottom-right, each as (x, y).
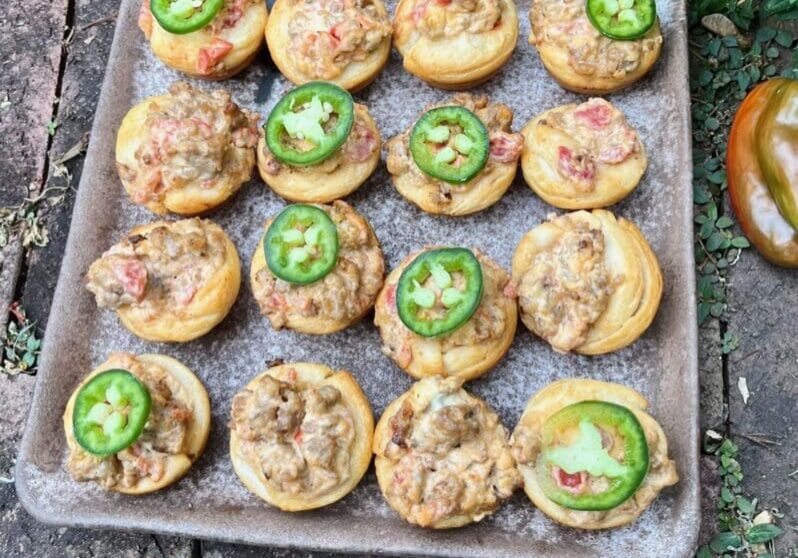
top-left (511, 210), bottom-right (662, 355)
top-left (393, 0), bottom-right (519, 89)
top-left (521, 98), bottom-right (647, 209)
top-left (511, 378), bottom-right (678, 529)
top-left (85, 218), bottom-right (241, 343)
top-left (258, 101), bottom-right (382, 203)
top-left (374, 246), bottom-right (517, 381)
top-left (64, 352), bottom-right (211, 494)
top-left (374, 376), bottom-right (521, 528)
top-left (386, 93), bottom-right (524, 216)
top-left (250, 201), bottom-right (385, 334)
top-left (138, 0), bottom-right (268, 79)
top-left (265, 0), bottom-right (392, 91)
top-left (529, 0), bottom-right (663, 94)
top-left (229, 362), bottom-right (374, 511)
top-left (116, 82), bottom-right (259, 215)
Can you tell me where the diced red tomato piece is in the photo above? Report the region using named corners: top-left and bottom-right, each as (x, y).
top-left (197, 38), bottom-right (234, 75)
top-left (113, 260), bottom-right (148, 301)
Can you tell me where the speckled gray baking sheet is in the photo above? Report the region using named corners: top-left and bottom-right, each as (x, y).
top-left (16, 0), bottom-right (699, 555)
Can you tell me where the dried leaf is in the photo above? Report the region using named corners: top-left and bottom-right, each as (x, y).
top-left (702, 14), bottom-right (739, 36)
top-left (738, 376), bottom-right (750, 404)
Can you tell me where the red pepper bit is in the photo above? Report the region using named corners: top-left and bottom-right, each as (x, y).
top-left (294, 429), bottom-right (303, 444)
top-left (553, 466), bottom-right (587, 494)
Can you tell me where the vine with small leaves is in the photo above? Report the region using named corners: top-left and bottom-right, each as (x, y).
top-left (2, 302), bottom-right (41, 376)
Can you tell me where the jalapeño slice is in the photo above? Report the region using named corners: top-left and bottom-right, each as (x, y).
top-left (265, 82), bottom-right (355, 167)
top-left (586, 0), bottom-right (656, 41)
top-left (409, 106), bottom-right (490, 184)
top-left (73, 370), bottom-right (152, 457)
top-left (265, 204), bottom-right (339, 284)
top-left (150, 0), bottom-right (225, 35)
top-left (535, 401), bottom-right (649, 511)
top-left (396, 248), bottom-right (484, 337)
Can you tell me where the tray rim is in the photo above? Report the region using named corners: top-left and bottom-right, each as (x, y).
top-left (16, 0), bottom-right (701, 554)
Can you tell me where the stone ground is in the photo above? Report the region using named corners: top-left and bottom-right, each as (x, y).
top-left (0, 1), bottom-right (795, 556)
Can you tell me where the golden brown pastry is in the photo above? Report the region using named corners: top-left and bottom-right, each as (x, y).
top-left (229, 362), bottom-right (374, 511)
top-left (529, 0), bottom-right (663, 94)
top-left (374, 246), bottom-right (517, 381)
top-left (138, 0), bottom-right (268, 79)
top-left (250, 201), bottom-right (385, 334)
top-left (85, 218), bottom-right (241, 343)
top-left (393, 0), bottom-right (518, 89)
top-left (116, 82), bottom-right (259, 215)
top-left (511, 378), bottom-right (679, 529)
top-left (374, 376), bottom-right (521, 528)
top-left (511, 210), bottom-right (662, 355)
top-left (265, 0), bottom-right (392, 91)
top-left (386, 94), bottom-right (524, 216)
top-left (64, 352), bottom-right (211, 494)
top-left (258, 104), bottom-right (382, 203)
top-left (521, 98), bottom-right (647, 209)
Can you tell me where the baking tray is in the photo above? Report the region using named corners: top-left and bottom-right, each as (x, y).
top-left (16, 0), bottom-right (700, 555)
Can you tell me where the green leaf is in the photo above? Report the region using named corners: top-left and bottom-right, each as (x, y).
top-left (775, 30), bottom-right (795, 47)
top-left (745, 523), bottom-right (783, 544)
top-left (731, 236), bottom-right (750, 248)
top-left (710, 531), bottom-right (742, 553)
top-left (696, 545), bottom-right (712, 558)
top-left (710, 302), bottom-right (725, 317)
top-left (716, 216), bottom-right (734, 229)
top-left (706, 232), bottom-right (725, 252)
top-left (700, 220), bottom-right (716, 239)
top-left (766, 47), bottom-right (780, 59)
top-left (707, 170), bottom-right (726, 185)
top-left (705, 117), bottom-right (720, 131)
top-left (698, 302), bottom-right (711, 324)
top-left (736, 496), bottom-right (754, 514)
top-left (721, 487), bottom-right (734, 502)
top-left (763, 0), bottom-right (798, 17)
top-left (695, 186), bottom-right (712, 205)
top-left (756, 27), bottom-right (778, 43)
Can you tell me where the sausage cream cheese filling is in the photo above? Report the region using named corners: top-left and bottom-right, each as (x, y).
top-left (252, 201), bottom-right (383, 331)
top-left (86, 219), bottom-right (228, 318)
top-left (406, 0), bottom-right (503, 39)
top-left (66, 353), bottom-right (194, 490)
top-left (516, 219), bottom-right (615, 352)
top-left (540, 98), bottom-right (640, 190)
top-left (230, 372), bottom-right (356, 498)
top-left (117, 82), bottom-right (259, 208)
top-left (375, 376), bottom-right (521, 528)
top-left (530, 0), bottom-right (662, 79)
top-left (287, 0), bottom-right (392, 81)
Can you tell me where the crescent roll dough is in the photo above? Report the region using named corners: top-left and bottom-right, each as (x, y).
top-left (521, 98), bottom-right (647, 209)
top-left (529, 0), bottom-right (662, 94)
top-left (511, 378), bottom-right (679, 529)
top-left (250, 201), bottom-right (385, 334)
top-left (374, 247), bottom-right (517, 381)
top-left (512, 210), bottom-right (662, 355)
top-left (138, 0), bottom-right (268, 80)
top-left (374, 376), bottom-right (521, 528)
top-left (85, 219), bottom-right (241, 343)
top-left (229, 362), bottom-right (374, 511)
top-left (115, 82), bottom-right (259, 215)
top-left (265, 0), bottom-right (392, 91)
top-left (258, 104), bottom-right (382, 203)
top-left (64, 353), bottom-right (211, 495)
top-left (393, 0), bottom-right (519, 89)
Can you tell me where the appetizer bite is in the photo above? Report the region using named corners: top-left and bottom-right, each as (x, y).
top-left (64, 352), bottom-right (211, 494)
top-left (529, 0), bottom-right (663, 94)
top-left (258, 82), bottom-right (381, 203)
top-left (138, 0), bottom-right (268, 79)
top-left (728, 78), bottom-right (798, 268)
top-left (250, 201), bottom-right (384, 334)
top-left (511, 378), bottom-right (678, 529)
top-left (393, 0), bottom-right (519, 89)
top-left (374, 246), bottom-right (517, 381)
top-left (373, 376), bottom-right (521, 528)
top-left (265, 0), bottom-right (392, 91)
top-left (229, 362), bottom-right (374, 511)
top-left (116, 82), bottom-right (259, 215)
top-left (511, 210), bottom-right (662, 355)
top-left (85, 218), bottom-right (241, 343)
top-left (521, 98), bottom-right (647, 209)
top-left (386, 94), bottom-right (524, 216)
